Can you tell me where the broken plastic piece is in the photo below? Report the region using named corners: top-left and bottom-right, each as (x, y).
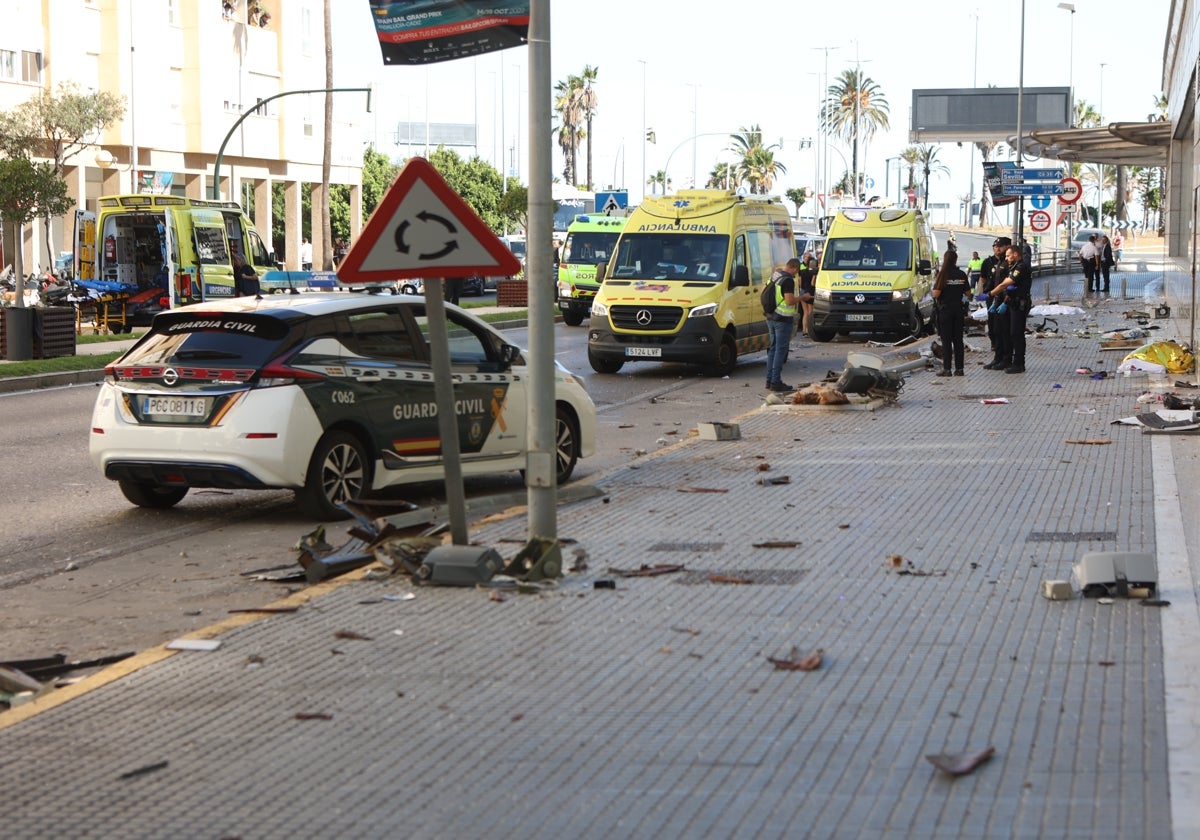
top-left (925, 747), bottom-right (996, 777)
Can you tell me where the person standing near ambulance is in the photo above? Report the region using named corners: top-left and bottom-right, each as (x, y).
top-left (764, 258), bottom-right (801, 392)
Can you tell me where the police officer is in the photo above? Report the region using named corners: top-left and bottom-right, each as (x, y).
top-left (990, 244), bottom-right (1033, 373)
top-left (981, 236), bottom-right (1011, 370)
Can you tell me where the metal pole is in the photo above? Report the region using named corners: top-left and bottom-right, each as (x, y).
top-left (968, 10), bottom-right (978, 227)
top-left (1013, 0), bottom-right (1026, 244)
top-left (639, 59), bottom-right (647, 203)
top-left (1097, 62), bottom-right (1106, 228)
top-left (527, 0), bottom-right (556, 539)
top-left (424, 280), bottom-right (469, 546)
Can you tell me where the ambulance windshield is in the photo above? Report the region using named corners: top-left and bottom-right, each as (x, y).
top-left (609, 233), bottom-right (729, 281)
top-left (822, 237), bottom-right (912, 271)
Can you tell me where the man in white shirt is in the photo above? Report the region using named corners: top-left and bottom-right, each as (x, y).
top-left (300, 237), bottom-right (313, 272)
top-left (1078, 235), bottom-right (1099, 293)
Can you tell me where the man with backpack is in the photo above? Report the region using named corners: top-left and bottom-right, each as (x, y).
top-left (763, 258), bottom-right (802, 392)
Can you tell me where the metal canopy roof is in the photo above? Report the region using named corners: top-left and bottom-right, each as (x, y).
top-left (1017, 121), bottom-right (1172, 167)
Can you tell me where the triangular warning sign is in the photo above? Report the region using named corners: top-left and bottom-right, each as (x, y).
top-left (337, 157), bottom-right (522, 283)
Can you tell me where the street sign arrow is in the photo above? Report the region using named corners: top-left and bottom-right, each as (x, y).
top-left (1002, 183), bottom-right (1064, 196)
top-left (1022, 168), bottom-right (1066, 180)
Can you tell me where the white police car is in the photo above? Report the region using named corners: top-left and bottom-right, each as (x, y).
top-left (90, 294), bottom-right (596, 519)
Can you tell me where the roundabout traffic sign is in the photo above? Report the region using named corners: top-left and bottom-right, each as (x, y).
top-left (1029, 210), bottom-right (1052, 233)
top-left (1058, 177), bottom-right (1082, 205)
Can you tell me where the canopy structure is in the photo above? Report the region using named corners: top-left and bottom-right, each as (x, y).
top-left (1016, 121), bottom-right (1173, 167)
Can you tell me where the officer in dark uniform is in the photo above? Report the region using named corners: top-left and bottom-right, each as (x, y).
top-left (982, 236), bottom-right (1011, 370)
top-left (990, 244), bottom-right (1033, 373)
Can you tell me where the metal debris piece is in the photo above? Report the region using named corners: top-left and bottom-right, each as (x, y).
top-left (753, 541), bottom-right (801, 549)
top-left (767, 647), bottom-right (824, 671)
top-left (610, 563), bottom-right (686, 578)
top-left (1065, 439), bottom-right (1112, 445)
top-left (118, 761), bottom-right (169, 780)
top-left (708, 573), bottom-right (753, 585)
top-left (678, 486), bottom-right (730, 494)
top-left (294, 712), bottom-right (333, 721)
top-left (228, 606), bottom-right (300, 615)
top-left (500, 536), bottom-right (562, 581)
top-left (333, 630), bottom-right (373, 641)
top-left (925, 747), bottom-right (995, 777)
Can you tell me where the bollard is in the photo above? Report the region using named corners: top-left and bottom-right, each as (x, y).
top-left (1121, 276), bottom-right (1127, 299)
top-left (1045, 279), bottom-right (1051, 302)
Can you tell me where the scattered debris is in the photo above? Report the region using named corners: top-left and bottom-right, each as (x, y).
top-left (0, 665), bottom-right (44, 694)
top-left (753, 540), bottom-right (801, 549)
top-left (1119, 340), bottom-right (1196, 375)
top-left (1142, 599), bottom-right (1172, 607)
top-left (708, 573), bottom-right (753, 585)
top-left (294, 524), bottom-right (333, 555)
top-left (1065, 439), bottom-right (1112, 445)
top-left (980, 398), bottom-right (1010, 404)
top-left (757, 475), bottom-right (791, 486)
top-left (488, 589), bottom-right (507, 603)
top-left (671, 626), bottom-right (701, 635)
top-left (767, 646), bottom-right (823, 671)
top-left (333, 630), bottom-right (373, 641)
top-left (294, 712), bottom-right (333, 721)
top-left (0, 652), bottom-right (134, 682)
top-left (228, 606), bottom-right (300, 615)
top-left (678, 486), bottom-right (729, 494)
top-left (1042, 580), bottom-right (1074, 600)
top-left (1098, 661), bottom-right (1116, 667)
top-left (697, 421), bottom-right (740, 441)
top-left (118, 760), bottom-right (169, 780)
top-left (594, 579), bottom-right (616, 590)
top-left (887, 554), bottom-right (905, 569)
top-left (609, 563), bottom-right (685, 578)
top-left (925, 747), bottom-right (995, 777)
top-left (166, 638), bottom-right (222, 652)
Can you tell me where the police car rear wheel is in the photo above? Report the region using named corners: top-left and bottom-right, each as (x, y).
top-left (298, 431), bottom-right (369, 520)
top-left (118, 480), bottom-right (188, 510)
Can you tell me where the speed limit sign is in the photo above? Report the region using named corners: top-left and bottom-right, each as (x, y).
top-left (1029, 210), bottom-right (1052, 232)
top-left (1058, 177), bottom-right (1082, 205)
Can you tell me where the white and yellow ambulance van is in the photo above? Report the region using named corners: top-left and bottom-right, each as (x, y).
top-left (586, 190), bottom-right (794, 376)
top-left (808, 207), bottom-right (938, 342)
top-left (556, 213), bottom-right (628, 326)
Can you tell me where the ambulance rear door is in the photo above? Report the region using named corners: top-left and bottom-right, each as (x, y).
top-left (74, 210), bottom-right (96, 283)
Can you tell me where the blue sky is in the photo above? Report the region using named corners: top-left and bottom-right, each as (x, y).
top-left (333, 0), bottom-right (1169, 225)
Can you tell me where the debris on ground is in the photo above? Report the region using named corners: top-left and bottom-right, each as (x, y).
top-left (1119, 340), bottom-right (1196, 374)
top-left (708, 573), bottom-right (754, 585)
top-left (926, 747), bottom-right (996, 777)
top-left (767, 647), bottom-right (823, 671)
top-left (1065, 439), bottom-right (1112, 445)
top-left (753, 540), bottom-right (802, 549)
top-left (678, 486), bottom-right (729, 494)
top-left (609, 563), bottom-right (685, 578)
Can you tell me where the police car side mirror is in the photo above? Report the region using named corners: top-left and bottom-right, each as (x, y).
top-left (500, 344), bottom-right (522, 365)
top-left (731, 265), bottom-right (750, 288)
top-left (917, 259), bottom-right (932, 276)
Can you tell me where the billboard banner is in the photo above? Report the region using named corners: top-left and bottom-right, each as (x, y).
top-left (982, 161), bottom-right (1019, 208)
top-left (368, 1), bottom-right (529, 65)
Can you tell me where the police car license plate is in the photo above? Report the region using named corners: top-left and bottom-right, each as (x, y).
top-left (142, 396), bottom-right (209, 417)
top-left (846, 313), bottom-right (874, 322)
top-left (626, 347), bottom-right (662, 357)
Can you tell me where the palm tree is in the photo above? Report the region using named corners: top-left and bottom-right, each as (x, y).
top-left (916, 144), bottom-right (949, 211)
top-left (899, 146), bottom-right (920, 206)
top-left (646, 170), bottom-right (671, 195)
top-left (578, 65), bottom-right (599, 191)
top-left (820, 68), bottom-right (889, 200)
top-left (973, 140), bottom-right (998, 223)
top-left (728, 126), bottom-right (785, 195)
top-left (707, 161), bottom-right (736, 190)
top-left (553, 74), bottom-right (584, 185)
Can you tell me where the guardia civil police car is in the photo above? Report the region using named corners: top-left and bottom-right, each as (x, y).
top-left (89, 294), bottom-right (596, 520)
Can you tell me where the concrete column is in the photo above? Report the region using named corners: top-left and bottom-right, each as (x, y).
top-left (101, 168), bottom-right (123, 197)
top-left (253, 179), bottom-right (274, 261)
top-left (185, 172), bottom-right (204, 200)
top-left (349, 183), bottom-right (363, 240)
top-left (284, 180), bottom-right (301, 271)
top-left (310, 181), bottom-right (327, 270)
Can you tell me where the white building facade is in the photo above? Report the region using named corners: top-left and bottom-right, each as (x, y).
top-left (0, 0), bottom-right (369, 273)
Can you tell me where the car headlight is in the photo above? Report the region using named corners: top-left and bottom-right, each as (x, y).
top-left (591, 300), bottom-right (608, 317)
top-left (689, 302), bottom-right (718, 319)
top-left (892, 288), bottom-right (913, 302)
top-left (815, 287), bottom-right (831, 300)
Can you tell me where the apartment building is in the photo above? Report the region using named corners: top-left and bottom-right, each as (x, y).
top-left (0, 0), bottom-right (369, 273)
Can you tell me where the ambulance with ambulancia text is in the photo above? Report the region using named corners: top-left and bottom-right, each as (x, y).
top-left (586, 190), bottom-right (794, 376)
top-left (556, 213), bottom-right (628, 326)
top-left (808, 207), bottom-right (938, 342)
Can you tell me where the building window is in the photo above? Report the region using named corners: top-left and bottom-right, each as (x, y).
top-left (21, 50), bottom-right (41, 84)
top-left (0, 50), bottom-right (14, 80)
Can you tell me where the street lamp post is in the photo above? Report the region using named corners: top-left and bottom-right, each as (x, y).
top-left (1097, 61), bottom-right (1106, 227)
top-left (211, 86), bottom-right (372, 201)
top-left (663, 132), bottom-right (737, 195)
top-left (1058, 2), bottom-right (1075, 122)
top-left (639, 59), bottom-right (647, 203)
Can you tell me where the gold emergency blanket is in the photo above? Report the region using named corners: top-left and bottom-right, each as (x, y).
top-left (1119, 340), bottom-right (1195, 374)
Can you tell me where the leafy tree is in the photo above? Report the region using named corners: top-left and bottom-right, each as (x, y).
top-left (707, 161), bottom-right (735, 190)
top-left (728, 126), bottom-right (786, 195)
top-left (820, 69), bottom-right (889, 199)
top-left (915, 144), bottom-right (949, 211)
top-left (427, 146), bottom-right (521, 233)
top-left (785, 187), bottom-right (807, 218)
top-left (578, 65), bottom-right (599, 191)
top-left (0, 156), bottom-right (71, 309)
top-left (0, 81), bottom-right (125, 264)
top-left (646, 170), bottom-right (671, 195)
top-left (498, 183), bottom-right (528, 234)
top-left (899, 145), bottom-right (920, 202)
top-left (553, 73), bottom-right (585, 186)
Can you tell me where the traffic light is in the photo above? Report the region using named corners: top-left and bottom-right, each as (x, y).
top-left (646, 129), bottom-right (656, 144)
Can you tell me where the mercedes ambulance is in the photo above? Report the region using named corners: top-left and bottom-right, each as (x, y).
top-left (586, 190), bottom-right (794, 376)
top-left (76, 194), bottom-right (276, 329)
top-left (556, 213), bottom-right (628, 326)
top-left (808, 207), bottom-right (938, 342)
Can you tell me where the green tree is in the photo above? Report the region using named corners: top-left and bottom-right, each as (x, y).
top-left (785, 187), bottom-right (807, 218)
top-left (0, 156), bottom-right (71, 310)
top-left (820, 68), bottom-right (889, 199)
top-left (728, 126), bottom-right (786, 195)
top-left (0, 81), bottom-right (125, 264)
top-left (427, 146), bottom-right (521, 233)
top-left (553, 73), bottom-right (585, 186)
top-left (646, 169), bottom-right (671, 195)
top-left (578, 65), bottom-right (599, 191)
top-left (972, 140), bottom-right (998, 223)
top-left (707, 161), bottom-right (735, 190)
top-left (916, 144), bottom-right (949, 211)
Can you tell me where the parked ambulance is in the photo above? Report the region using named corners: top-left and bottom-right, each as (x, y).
top-left (75, 194), bottom-right (275, 329)
top-left (808, 207), bottom-right (938, 342)
top-left (587, 190), bottom-right (794, 376)
top-left (556, 213), bottom-right (628, 326)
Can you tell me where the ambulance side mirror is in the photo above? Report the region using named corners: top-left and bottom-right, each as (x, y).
top-left (917, 259), bottom-right (932, 275)
top-left (730, 265), bottom-right (750, 288)
top-left (596, 262), bottom-right (607, 283)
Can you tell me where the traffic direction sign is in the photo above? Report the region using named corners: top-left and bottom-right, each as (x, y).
top-left (337, 157), bottom-right (522, 283)
top-left (1022, 168), bottom-right (1066, 180)
top-left (1002, 183), bottom-right (1064, 196)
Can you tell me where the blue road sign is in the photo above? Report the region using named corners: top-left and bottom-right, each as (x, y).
top-left (1030, 196), bottom-right (1052, 209)
top-left (1001, 183), bottom-right (1064, 196)
top-left (1023, 168), bottom-right (1066, 180)
top-left (595, 191), bottom-right (629, 214)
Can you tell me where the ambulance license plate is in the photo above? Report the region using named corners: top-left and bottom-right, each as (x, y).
top-left (142, 396), bottom-right (210, 417)
top-left (846, 313), bottom-right (874, 322)
top-left (626, 347), bottom-right (662, 357)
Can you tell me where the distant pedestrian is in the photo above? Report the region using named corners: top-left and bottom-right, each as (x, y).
top-left (1079, 234), bottom-right (1100, 292)
top-left (967, 250), bottom-right (984, 295)
top-left (764, 258), bottom-right (801, 392)
top-left (300, 237), bottom-right (313, 271)
top-left (1099, 235), bottom-right (1115, 293)
top-left (932, 250), bottom-right (970, 377)
top-left (1112, 231), bottom-right (1124, 262)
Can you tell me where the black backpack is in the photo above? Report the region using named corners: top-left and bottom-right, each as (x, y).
top-left (760, 276), bottom-right (778, 315)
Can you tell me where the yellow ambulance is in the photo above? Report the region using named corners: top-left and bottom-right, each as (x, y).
top-left (556, 214), bottom-right (628, 326)
top-left (587, 190), bottom-right (794, 376)
top-left (808, 207), bottom-right (938, 342)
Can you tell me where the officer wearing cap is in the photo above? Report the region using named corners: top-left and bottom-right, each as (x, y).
top-left (991, 244), bottom-right (1033, 373)
top-left (982, 237), bottom-right (1011, 369)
